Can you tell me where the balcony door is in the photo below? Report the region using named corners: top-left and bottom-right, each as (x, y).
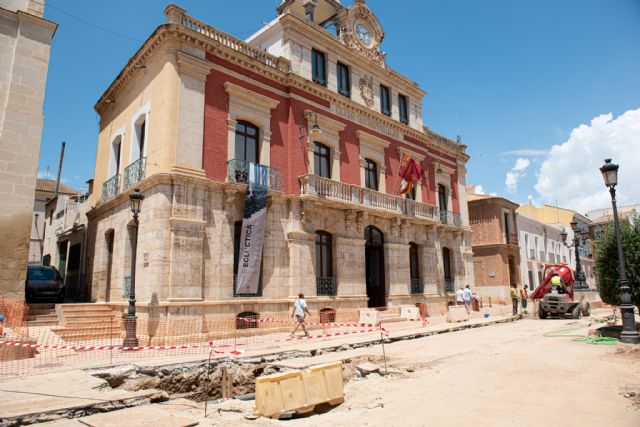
top-left (234, 121), bottom-right (259, 183)
top-left (365, 226), bottom-right (385, 308)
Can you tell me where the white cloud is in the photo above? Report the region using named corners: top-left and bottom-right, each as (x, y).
top-left (501, 149), bottom-right (549, 157)
top-left (474, 185), bottom-right (485, 195)
top-left (505, 157), bottom-right (530, 194)
top-left (534, 108), bottom-right (640, 214)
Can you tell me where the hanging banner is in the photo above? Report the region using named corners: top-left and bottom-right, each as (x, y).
top-left (235, 163), bottom-right (269, 295)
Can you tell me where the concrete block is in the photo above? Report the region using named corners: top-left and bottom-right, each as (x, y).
top-left (400, 305), bottom-right (420, 321)
top-left (358, 308), bottom-right (378, 325)
top-left (447, 305), bottom-right (469, 322)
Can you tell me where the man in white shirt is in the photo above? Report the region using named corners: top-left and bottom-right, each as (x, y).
top-left (291, 293), bottom-right (311, 337)
top-left (463, 284), bottom-right (473, 314)
top-left (455, 287), bottom-right (464, 306)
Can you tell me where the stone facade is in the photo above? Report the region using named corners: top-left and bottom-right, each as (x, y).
top-left (0, 1), bottom-right (56, 299)
top-left (468, 191), bottom-right (521, 303)
top-left (85, 1), bottom-right (473, 321)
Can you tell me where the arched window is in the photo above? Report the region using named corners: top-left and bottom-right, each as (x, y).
top-left (364, 159), bottom-right (378, 191)
top-left (236, 311), bottom-right (259, 329)
top-left (316, 231), bottom-right (335, 296)
top-left (235, 121), bottom-right (259, 164)
top-left (319, 307), bottom-right (336, 323)
top-left (313, 143), bottom-right (331, 178)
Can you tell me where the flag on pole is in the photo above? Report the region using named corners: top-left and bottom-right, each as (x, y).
top-left (398, 153), bottom-right (424, 195)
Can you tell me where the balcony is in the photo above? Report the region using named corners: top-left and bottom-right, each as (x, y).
top-left (227, 159), bottom-right (281, 191)
top-left (508, 233), bottom-right (519, 245)
top-left (529, 249), bottom-right (536, 259)
top-left (539, 251), bottom-right (545, 261)
top-left (123, 157), bottom-right (146, 190)
top-left (300, 174), bottom-right (462, 226)
top-left (316, 277), bottom-right (337, 296)
top-left (102, 174), bottom-right (120, 201)
top-left (410, 278), bottom-right (424, 294)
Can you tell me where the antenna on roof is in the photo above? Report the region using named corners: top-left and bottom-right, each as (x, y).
top-left (456, 112), bottom-right (461, 144)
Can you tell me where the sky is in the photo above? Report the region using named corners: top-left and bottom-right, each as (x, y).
top-left (38, 0), bottom-right (640, 214)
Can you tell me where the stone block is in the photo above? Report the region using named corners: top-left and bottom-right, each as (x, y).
top-left (447, 305), bottom-right (469, 323)
top-left (400, 305), bottom-right (420, 320)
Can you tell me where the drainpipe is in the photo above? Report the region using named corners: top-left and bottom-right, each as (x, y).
top-left (54, 141), bottom-right (66, 198)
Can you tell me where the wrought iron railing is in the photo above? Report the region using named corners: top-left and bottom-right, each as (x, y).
top-left (233, 275), bottom-right (262, 297)
top-left (102, 174), bottom-right (120, 201)
top-left (124, 157), bottom-right (146, 190)
top-left (438, 209), bottom-right (463, 227)
top-left (299, 174), bottom-right (448, 225)
top-left (529, 249), bottom-right (536, 259)
top-left (444, 279), bottom-right (455, 294)
top-left (227, 159), bottom-right (281, 191)
top-left (316, 277), bottom-right (337, 296)
top-left (410, 278), bottom-right (424, 294)
top-left (508, 233), bottom-right (519, 245)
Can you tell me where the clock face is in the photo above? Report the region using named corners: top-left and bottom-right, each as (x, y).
top-left (356, 23), bottom-right (371, 46)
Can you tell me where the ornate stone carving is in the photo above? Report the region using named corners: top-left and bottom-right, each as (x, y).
top-left (359, 75), bottom-right (374, 107)
top-left (337, 0), bottom-right (386, 67)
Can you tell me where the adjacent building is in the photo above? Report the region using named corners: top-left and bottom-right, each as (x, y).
top-left (84, 1), bottom-right (474, 321)
top-left (516, 213), bottom-right (570, 291)
top-left (29, 178), bottom-right (79, 264)
top-left (0, 0), bottom-right (57, 299)
top-left (467, 189), bottom-right (520, 303)
top-left (517, 204), bottom-right (595, 289)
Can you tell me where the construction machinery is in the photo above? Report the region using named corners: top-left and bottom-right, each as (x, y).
top-left (531, 264), bottom-right (591, 319)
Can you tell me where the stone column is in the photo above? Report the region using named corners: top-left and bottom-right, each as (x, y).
top-left (287, 231), bottom-right (315, 298)
top-left (385, 242), bottom-right (410, 298)
top-left (335, 236), bottom-right (366, 297)
top-left (172, 49), bottom-right (214, 177)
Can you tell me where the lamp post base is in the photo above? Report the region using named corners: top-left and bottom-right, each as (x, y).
top-left (619, 331), bottom-right (640, 344)
top-left (123, 316), bottom-right (138, 348)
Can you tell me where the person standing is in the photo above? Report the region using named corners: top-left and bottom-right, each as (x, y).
top-left (520, 285), bottom-right (529, 315)
top-left (463, 284), bottom-right (473, 314)
top-left (510, 284), bottom-right (519, 316)
top-left (291, 293), bottom-right (311, 337)
top-left (456, 287), bottom-right (464, 306)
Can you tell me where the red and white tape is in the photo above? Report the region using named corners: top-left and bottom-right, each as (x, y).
top-left (236, 317), bottom-right (380, 329)
top-left (0, 340), bottom-right (245, 354)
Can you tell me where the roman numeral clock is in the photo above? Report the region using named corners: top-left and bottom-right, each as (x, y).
top-left (338, 0), bottom-right (386, 67)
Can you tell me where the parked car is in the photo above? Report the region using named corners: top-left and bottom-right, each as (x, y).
top-left (25, 265), bottom-right (65, 302)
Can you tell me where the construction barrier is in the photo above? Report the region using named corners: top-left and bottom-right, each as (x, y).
top-left (255, 361), bottom-right (344, 418)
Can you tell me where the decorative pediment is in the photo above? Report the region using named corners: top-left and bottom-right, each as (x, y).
top-left (337, 0), bottom-right (386, 67)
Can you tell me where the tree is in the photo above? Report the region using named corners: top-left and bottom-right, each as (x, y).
top-left (595, 215), bottom-right (640, 308)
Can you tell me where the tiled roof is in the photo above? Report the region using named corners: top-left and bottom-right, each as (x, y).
top-left (35, 179), bottom-right (79, 195)
top-left (466, 193), bottom-right (495, 202)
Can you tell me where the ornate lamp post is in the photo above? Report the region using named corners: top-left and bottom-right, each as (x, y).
top-left (123, 188), bottom-right (144, 348)
top-left (599, 159), bottom-right (639, 344)
top-left (560, 221), bottom-right (589, 291)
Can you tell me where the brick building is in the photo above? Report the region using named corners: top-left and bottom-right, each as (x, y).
top-left (467, 190), bottom-right (521, 302)
top-left (0, 0), bottom-right (57, 299)
top-left (84, 1), bottom-right (473, 321)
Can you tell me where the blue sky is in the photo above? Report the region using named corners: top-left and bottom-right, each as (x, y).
top-left (39, 0), bottom-right (640, 212)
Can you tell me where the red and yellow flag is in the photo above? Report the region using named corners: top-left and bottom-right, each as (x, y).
top-left (398, 153), bottom-right (424, 195)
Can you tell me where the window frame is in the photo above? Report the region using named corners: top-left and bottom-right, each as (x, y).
top-left (234, 120), bottom-right (260, 164)
top-left (364, 158), bottom-right (379, 191)
top-left (313, 142), bottom-right (332, 179)
top-left (311, 48), bottom-right (327, 87)
top-left (336, 61), bottom-right (351, 98)
top-left (398, 94), bottom-right (408, 124)
top-left (409, 242), bottom-right (420, 281)
top-left (380, 84), bottom-right (391, 116)
top-left (315, 231), bottom-right (334, 279)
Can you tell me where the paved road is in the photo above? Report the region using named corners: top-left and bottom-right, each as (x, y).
top-left (212, 313), bottom-right (640, 427)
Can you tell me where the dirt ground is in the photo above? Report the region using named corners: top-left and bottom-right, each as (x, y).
top-left (200, 316), bottom-right (640, 427)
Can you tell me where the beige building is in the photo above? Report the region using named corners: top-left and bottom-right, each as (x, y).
top-left (84, 1), bottom-right (474, 322)
top-left (517, 205), bottom-right (595, 289)
top-left (467, 190), bottom-right (521, 303)
top-left (0, 0), bottom-right (57, 299)
top-left (29, 178), bottom-right (79, 264)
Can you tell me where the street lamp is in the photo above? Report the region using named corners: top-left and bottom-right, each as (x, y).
top-left (123, 188), bottom-right (144, 348)
top-left (561, 221), bottom-right (588, 291)
top-left (599, 159), bottom-right (639, 344)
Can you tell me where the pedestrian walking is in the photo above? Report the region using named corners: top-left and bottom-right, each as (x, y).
top-left (463, 285), bottom-right (473, 314)
top-left (520, 285), bottom-right (528, 315)
top-left (510, 284), bottom-right (519, 316)
top-left (456, 287), bottom-right (464, 306)
top-left (291, 293), bottom-right (311, 337)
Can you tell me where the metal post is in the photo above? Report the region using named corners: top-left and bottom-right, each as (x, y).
top-left (573, 234), bottom-right (588, 291)
top-left (54, 141), bottom-right (66, 198)
top-left (609, 186), bottom-right (639, 344)
top-left (123, 211), bottom-right (139, 347)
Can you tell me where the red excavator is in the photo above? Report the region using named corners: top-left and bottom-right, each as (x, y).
top-left (531, 263), bottom-right (591, 319)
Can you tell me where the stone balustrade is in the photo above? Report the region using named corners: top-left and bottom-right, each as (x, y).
top-left (300, 174), bottom-right (463, 226)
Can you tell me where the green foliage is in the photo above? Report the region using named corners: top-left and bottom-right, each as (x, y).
top-left (595, 215), bottom-right (640, 306)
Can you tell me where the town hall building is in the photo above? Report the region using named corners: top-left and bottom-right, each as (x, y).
top-left (85, 0), bottom-right (473, 321)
